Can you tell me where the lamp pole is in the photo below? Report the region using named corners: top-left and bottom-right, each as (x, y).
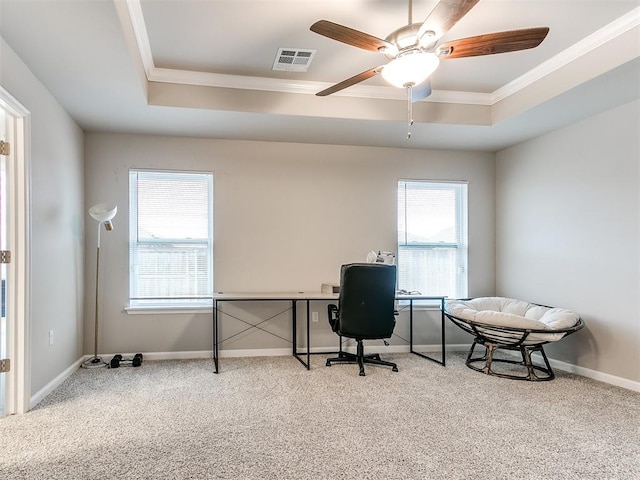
top-left (82, 204), bottom-right (116, 369)
top-left (93, 223), bottom-right (102, 363)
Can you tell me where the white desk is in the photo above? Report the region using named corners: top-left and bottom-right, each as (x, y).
top-left (212, 292), bottom-right (446, 373)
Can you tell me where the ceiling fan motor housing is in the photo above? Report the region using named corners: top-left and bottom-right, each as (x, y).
top-left (384, 23), bottom-right (437, 58)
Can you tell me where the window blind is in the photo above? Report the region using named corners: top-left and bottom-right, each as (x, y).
top-left (129, 170), bottom-right (213, 306)
top-left (397, 180), bottom-right (468, 298)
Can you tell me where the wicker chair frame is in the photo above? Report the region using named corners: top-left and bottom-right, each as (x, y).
top-left (445, 304), bottom-right (584, 381)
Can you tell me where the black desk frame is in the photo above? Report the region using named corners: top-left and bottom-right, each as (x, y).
top-left (213, 293), bottom-right (446, 373)
top-left (404, 297), bottom-right (447, 366)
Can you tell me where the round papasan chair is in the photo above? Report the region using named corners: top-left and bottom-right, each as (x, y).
top-left (444, 297), bottom-right (584, 381)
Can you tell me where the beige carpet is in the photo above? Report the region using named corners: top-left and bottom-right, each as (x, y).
top-left (1, 352), bottom-right (638, 479)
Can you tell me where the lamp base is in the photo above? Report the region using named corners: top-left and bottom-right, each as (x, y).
top-left (81, 356), bottom-right (108, 369)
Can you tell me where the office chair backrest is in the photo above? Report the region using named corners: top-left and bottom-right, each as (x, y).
top-left (337, 263), bottom-right (397, 340)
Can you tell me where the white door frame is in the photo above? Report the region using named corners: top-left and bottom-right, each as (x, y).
top-left (0, 85), bottom-right (31, 415)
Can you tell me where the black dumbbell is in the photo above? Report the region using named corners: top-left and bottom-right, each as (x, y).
top-left (109, 353), bottom-right (143, 368)
top-left (132, 353), bottom-right (143, 367)
top-left (110, 354), bottom-right (123, 368)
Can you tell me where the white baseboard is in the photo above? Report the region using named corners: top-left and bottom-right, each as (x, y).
top-left (30, 357), bottom-right (85, 410)
top-left (111, 344), bottom-right (470, 360)
top-left (30, 345), bottom-right (638, 411)
top-left (307, 343), bottom-right (470, 355)
top-left (135, 350), bottom-right (213, 361)
top-left (548, 358), bottom-right (640, 392)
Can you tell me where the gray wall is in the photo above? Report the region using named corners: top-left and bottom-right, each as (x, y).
top-left (0, 38), bottom-right (85, 395)
top-left (496, 99), bottom-right (640, 383)
top-left (84, 133), bottom-right (496, 355)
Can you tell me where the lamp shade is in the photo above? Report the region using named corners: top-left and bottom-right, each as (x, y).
top-left (381, 52), bottom-right (440, 88)
top-left (89, 203), bottom-right (117, 223)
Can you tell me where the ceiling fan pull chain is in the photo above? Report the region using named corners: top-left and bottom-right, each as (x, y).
top-left (407, 84), bottom-right (414, 139)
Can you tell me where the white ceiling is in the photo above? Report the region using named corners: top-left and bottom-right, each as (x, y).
top-left (1, 0), bottom-right (639, 151)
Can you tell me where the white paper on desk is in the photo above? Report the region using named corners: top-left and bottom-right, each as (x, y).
top-left (366, 250), bottom-right (396, 265)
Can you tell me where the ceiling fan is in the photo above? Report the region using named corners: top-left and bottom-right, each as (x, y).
top-left (310, 0), bottom-right (550, 104)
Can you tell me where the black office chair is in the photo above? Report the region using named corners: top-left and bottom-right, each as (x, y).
top-left (326, 263), bottom-right (398, 376)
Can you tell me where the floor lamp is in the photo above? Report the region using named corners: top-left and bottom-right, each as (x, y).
top-left (82, 203), bottom-right (117, 369)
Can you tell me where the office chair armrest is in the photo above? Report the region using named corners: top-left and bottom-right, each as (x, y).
top-left (327, 304), bottom-right (339, 332)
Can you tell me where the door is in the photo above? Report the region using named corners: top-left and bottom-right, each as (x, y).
top-left (0, 107), bottom-right (8, 418)
top-left (0, 86), bottom-right (29, 416)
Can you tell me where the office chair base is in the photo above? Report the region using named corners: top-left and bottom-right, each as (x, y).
top-left (326, 344), bottom-right (398, 376)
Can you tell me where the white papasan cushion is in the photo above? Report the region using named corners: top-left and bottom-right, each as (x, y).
top-left (445, 297), bottom-right (580, 344)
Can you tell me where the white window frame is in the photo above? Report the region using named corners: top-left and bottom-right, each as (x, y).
top-left (128, 169), bottom-right (213, 310)
top-left (397, 180), bottom-right (468, 299)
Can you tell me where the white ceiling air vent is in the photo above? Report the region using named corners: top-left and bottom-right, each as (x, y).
top-left (272, 48), bottom-right (316, 72)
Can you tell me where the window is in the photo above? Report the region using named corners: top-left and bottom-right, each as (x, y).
top-left (129, 170), bottom-right (213, 307)
top-left (397, 180), bottom-right (468, 298)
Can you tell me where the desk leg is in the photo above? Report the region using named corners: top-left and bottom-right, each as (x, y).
top-left (409, 299), bottom-right (414, 354)
top-left (409, 299), bottom-right (446, 366)
top-left (306, 300), bottom-right (310, 370)
top-left (292, 300), bottom-right (297, 358)
top-left (441, 298), bottom-right (446, 367)
top-left (213, 299), bottom-right (219, 374)
top-left (292, 300), bottom-right (310, 370)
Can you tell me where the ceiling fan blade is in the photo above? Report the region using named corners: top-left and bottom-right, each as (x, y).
top-left (316, 67), bottom-right (381, 96)
top-left (436, 27), bottom-right (550, 59)
top-left (310, 20), bottom-right (396, 53)
top-left (411, 80), bottom-right (432, 103)
top-left (417, 0), bottom-right (480, 42)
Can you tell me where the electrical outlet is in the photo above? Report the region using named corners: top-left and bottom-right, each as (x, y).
top-left (312, 311), bottom-right (318, 323)
top-left (49, 330), bottom-right (54, 346)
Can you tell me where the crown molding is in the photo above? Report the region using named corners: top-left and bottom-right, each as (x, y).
top-left (125, 0), bottom-right (154, 77)
top-left (124, 0), bottom-right (639, 107)
top-left (491, 6), bottom-right (640, 104)
top-left (148, 67), bottom-right (492, 105)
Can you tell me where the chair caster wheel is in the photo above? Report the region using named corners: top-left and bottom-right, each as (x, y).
top-left (359, 370), bottom-right (365, 376)
top-left (392, 367), bottom-right (399, 372)
top-left (326, 360), bottom-right (331, 366)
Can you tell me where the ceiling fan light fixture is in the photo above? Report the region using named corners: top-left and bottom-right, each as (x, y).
top-left (381, 52), bottom-right (439, 88)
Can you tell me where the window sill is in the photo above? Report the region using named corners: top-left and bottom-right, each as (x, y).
top-left (125, 305), bottom-right (213, 315)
